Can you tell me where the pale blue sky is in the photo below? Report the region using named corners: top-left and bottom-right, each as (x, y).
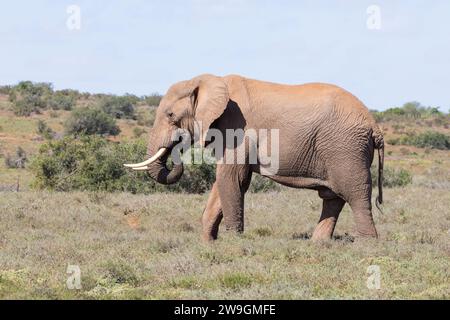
top-left (0, 1), bottom-right (449, 111)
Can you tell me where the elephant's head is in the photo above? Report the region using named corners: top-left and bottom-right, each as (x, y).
top-left (124, 74), bottom-right (229, 184)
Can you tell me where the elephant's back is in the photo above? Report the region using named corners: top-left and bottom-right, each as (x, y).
top-left (243, 78), bottom-right (375, 126)
top-left (263, 82), bottom-right (377, 178)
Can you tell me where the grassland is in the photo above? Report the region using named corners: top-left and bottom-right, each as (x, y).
top-left (0, 187), bottom-right (448, 299)
top-left (0, 90), bottom-right (449, 299)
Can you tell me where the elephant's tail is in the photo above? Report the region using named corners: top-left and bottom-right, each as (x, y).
top-left (373, 128), bottom-right (384, 213)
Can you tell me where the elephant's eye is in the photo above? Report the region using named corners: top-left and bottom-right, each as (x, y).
top-left (167, 112), bottom-right (178, 124)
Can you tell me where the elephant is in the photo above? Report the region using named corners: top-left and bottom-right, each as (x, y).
top-left (124, 74), bottom-right (384, 242)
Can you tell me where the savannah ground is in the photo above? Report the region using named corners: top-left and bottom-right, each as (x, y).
top-left (0, 91), bottom-right (449, 299)
top-left (0, 186), bottom-right (449, 299)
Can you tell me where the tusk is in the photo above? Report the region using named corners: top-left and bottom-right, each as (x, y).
top-left (123, 148), bottom-right (167, 168)
top-left (132, 166), bottom-right (149, 171)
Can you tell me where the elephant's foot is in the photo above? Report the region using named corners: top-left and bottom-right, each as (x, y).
top-left (201, 233), bottom-right (217, 242)
top-left (224, 220), bottom-right (244, 233)
top-left (201, 222), bottom-right (221, 242)
top-left (349, 201), bottom-right (379, 239)
top-left (355, 225), bottom-right (378, 238)
top-left (201, 213), bottom-right (223, 242)
top-left (312, 197), bottom-right (345, 242)
top-left (311, 217), bottom-right (337, 241)
top-left (201, 183), bottom-right (223, 242)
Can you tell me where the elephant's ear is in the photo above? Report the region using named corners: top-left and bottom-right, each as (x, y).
top-left (190, 74), bottom-right (229, 146)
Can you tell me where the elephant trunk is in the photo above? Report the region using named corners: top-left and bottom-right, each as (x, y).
top-left (146, 150), bottom-right (184, 185)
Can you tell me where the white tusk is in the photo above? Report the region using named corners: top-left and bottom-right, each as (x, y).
top-left (123, 148), bottom-right (167, 168)
top-left (132, 166), bottom-right (149, 171)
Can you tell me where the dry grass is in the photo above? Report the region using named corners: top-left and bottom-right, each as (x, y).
top-left (0, 186), bottom-right (448, 299)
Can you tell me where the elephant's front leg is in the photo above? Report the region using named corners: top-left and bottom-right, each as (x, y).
top-left (216, 164), bottom-right (252, 233)
top-left (201, 183), bottom-right (223, 242)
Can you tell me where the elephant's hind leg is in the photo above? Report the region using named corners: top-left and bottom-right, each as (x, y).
top-left (348, 197), bottom-right (378, 238)
top-left (201, 183), bottom-right (223, 242)
top-left (311, 189), bottom-right (345, 241)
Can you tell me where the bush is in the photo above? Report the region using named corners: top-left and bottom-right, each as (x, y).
top-left (388, 131), bottom-right (450, 150)
top-left (177, 162), bottom-right (216, 193)
top-left (4, 147), bottom-right (27, 169)
top-left (37, 120), bottom-right (54, 139)
top-left (404, 131), bottom-right (450, 150)
top-left (29, 136), bottom-right (213, 193)
top-left (64, 108), bottom-right (120, 136)
top-left (371, 102), bottom-right (447, 123)
top-left (371, 166), bottom-right (412, 188)
top-left (136, 108), bottom-right (156, 126)
top-left (47, 90), bottom-right (77, 110)
top-left (143, 93), bottom-right (162, 106)
top-left (30, 136), bottom-right (154, 192)
top-left (99, 95), bottom-right (137, 119)
top-left (132, 127), bottom-right (146, 138)
top-left (249, 174), bottom-right (280, 193)
top-left (11, 98), bottom-right (40, 116)
top-left (9, 81), bottom-right (53, 116)
top-left (30, 137), bottom-right (284, 194)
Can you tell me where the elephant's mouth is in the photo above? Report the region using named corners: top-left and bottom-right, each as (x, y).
top-left (123, 147), bottom-right (169, 171)
top-left (123, 143), bottom-right (184, 185)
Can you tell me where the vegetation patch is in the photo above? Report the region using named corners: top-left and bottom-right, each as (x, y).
top-left (371, 166), bottom-right (412, 188)
top-left (64, 108), bottom-right (120, 136)
top-left (388, 131), bottom-right (450, 150)
top-left (219, 272), bottom-right (253, 290)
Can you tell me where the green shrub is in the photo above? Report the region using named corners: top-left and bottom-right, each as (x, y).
top-left (249, 174), bottom-right (280, 193)
top-left (387, 137), bottom-right (400, 145)
top-left (99, 95), bottom-right (137, 119)
top-left (371, 102), bottom-right (447, 123)
top-left (371, 166), bottom-right (412, 188)
top-left (30, 136), bottom-right (153, 192)
top-left (403, 131), bottom-right (450, 150)
top-left (11, 98), bottom-right (39, 116)
top-left (388, 131), bottom-right (450, 150)
top-left (9, 81), bottom-right (53, 116)
top-left (30, 136), bottom-right (213, 193)
top-left (132, 127), bottom-right (146, 138)
top-left (4, 147), bottom-right (27, 169)
top-left (136, 108), bottom-right (156, 126)
top-left (143, 93), bottom-right (162, 106)
top-left (29, 136), bottom-right (284, 194)
top-left (64, 108), bottom-right (120, 136)
top-left (219, 272), bottom-right (253, 289)
top-left (103, 260), bottom-right (139, 286)
top-left (37, 120), bottom-right (54, 139)
top-left (177, 162), bottom-right (216, 193)
top-left (47, 90), bottom-right (77, 110)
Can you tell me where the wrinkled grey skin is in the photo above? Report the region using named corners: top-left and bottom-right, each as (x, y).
top-left (141, 74), bottom-right (384, 242)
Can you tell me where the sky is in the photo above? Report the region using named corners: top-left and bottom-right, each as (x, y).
top-left (0, 0), bottom-right (449, 111)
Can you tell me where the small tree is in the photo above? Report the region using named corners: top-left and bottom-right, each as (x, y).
top-left (4, 147), bottom-right (27, 169)
top-left (47, 90), bottom-right (77, 110)
top-left (9, 81), bottom-right (53, 116)
top-left (99, 95), bottom-right (137, 119)
top-left (143, 93), bottom-right (162, 107)
top-left (37, 120), bottom-right (54, 139)
top-left (64, 108), bottom-right (120, 136)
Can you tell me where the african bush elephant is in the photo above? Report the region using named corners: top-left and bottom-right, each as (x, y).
top-left (124, 74), bottom-right (384, 242)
